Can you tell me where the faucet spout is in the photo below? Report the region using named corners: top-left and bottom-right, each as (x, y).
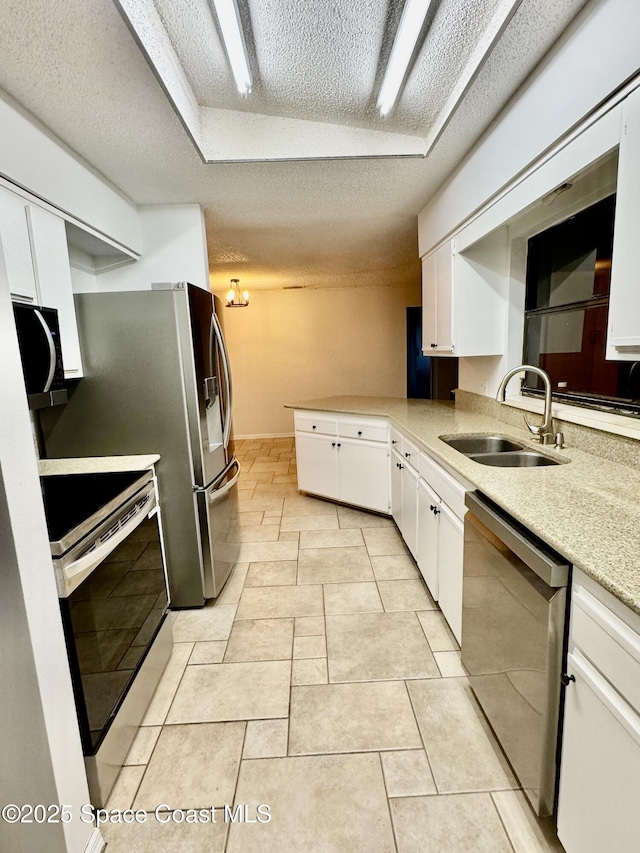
top-left (495, 364), bottom-right (554, 443)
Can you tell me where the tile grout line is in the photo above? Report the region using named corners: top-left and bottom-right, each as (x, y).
top-left (404, 677), bottom-right (443, 797)
top-left (377, 751), bottom-right (400, 853)
top-left (489, 791), bottom-right (519, 853)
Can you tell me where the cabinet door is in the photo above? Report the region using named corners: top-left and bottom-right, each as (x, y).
top-left (417, 479), bottom-right (439, 600)
top-left (27, 205), bottom-right (83, 377)
top-left (421, 251), bottom-right (437, 352)
top-left (295, 432), bottom-right (339, 501)
top-left (557, 651), bottom-right (640, 853)
top-left (437, 501), bottom-right (464, 644)
top-left (338, 438), bottom-right (389, 514)
top-left (607, 86), bottom-right (640, 358)
top-left (401, 464), bottom-right (419, 558)
top-left (390, 448), bottom-right (404, 529)
top-left (434, 241), bottom-right (453, 352)
top-left (0, 186), bottom-right (38, 302)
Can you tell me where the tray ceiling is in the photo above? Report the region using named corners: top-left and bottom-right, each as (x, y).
top-left (0, 0), bottom-right (589, 290)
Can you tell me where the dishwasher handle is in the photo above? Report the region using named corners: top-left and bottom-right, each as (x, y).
top-left (465, 491), bottom-right (569, 588)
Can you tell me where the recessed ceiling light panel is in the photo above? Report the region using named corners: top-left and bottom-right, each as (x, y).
top-left (377, 0), bottom-right (435, 118)
top-left (212, 0), bottom-right (253, 96)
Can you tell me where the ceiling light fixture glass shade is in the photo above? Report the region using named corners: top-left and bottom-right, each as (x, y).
top-left (377, 0), bottom-right (435, 117)
top-left (212, 0), bottom-right (253, 95)
top-left (226, 279), bottom-right (249, 307)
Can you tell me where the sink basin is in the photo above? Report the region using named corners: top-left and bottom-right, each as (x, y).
top-left (440, 434), bottom-right (524, 454)
top-left (470, 451), bottom-right (564, 467)
top-left (439, 433), bottom-right (567, 467)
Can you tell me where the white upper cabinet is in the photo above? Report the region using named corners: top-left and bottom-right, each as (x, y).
top-left (26, 205), bottom-right (83, 377)
top-left (422, 241), bottom-right (453, 354)
top-left (0, 186), bottom-right (38, 302)
top-left (0, 186), bottom-right (84, 377)
top-left (607, 86), bottom-right (640, 360)
top-left (422, 233), bottom-right (507, 358)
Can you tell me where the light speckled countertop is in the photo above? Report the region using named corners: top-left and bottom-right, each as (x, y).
top-left (287, 396), bottom-right (640, 616)
top-left (39, 454), bottom-right (160, 476)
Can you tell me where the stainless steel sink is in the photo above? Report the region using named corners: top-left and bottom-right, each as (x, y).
top-left (440, 434), bottom-right (524, 454)
top-left (439, 433), bottom-right (567, 467)
top-left (470, 451), bottom-right (564, 467)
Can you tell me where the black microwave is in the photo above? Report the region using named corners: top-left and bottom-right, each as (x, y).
top-left (13, 302), bottom-right (68, 409)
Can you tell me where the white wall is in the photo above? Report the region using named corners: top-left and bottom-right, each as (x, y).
top-left (216, 281), bottom-right (421, 437)
top-left (86, 205), bottom-right (210, 292)
top-left (0, 241), bottom-right (96, 852)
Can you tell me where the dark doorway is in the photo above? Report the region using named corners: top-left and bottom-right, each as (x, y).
top-left (406, 307), bottom-right (458, 400)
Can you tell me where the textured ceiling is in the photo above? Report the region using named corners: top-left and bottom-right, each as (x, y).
top-left (0, 0), bottom-right (589, 290)
top-left (152, 0), bottom-right (507, 136)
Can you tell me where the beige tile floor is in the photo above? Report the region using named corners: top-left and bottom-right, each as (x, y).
top-left (102, 437), bottom-right (565, 853)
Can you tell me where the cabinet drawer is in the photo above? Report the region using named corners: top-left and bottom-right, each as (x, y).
top-left (402, 437), bottom-right (420, 470)
top-left (572, 585), bottom-right (640, 712)
top-left (419, 451), bottom-right (466, 520)
top-left (339, 416), bottom-right (388, 443)
top-left (390, 426), bottom-right (403, 455)
top-left (295, 412), bottom-right (338, 436)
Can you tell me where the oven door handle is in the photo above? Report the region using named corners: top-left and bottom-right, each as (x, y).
top-left (58, 487), bottom-right (157, 597)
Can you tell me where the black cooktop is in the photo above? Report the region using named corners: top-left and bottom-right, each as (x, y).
top-left (41, 471), bottom-right (147, 543)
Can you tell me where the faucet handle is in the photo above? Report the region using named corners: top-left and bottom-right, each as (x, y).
top-left (523, 413), bottom-right (541, 437)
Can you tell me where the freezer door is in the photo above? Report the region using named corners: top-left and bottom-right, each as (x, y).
top-left (196, 458), bottom-right (241, 598)
top-left (186, 284), bottom-right (226, 486)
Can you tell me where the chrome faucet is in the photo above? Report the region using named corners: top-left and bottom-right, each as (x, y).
top-left (496, 364), bottom-right (563, 447)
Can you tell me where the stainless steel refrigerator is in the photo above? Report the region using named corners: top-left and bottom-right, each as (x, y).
top-left (42, 282), bottom-right (240, 608)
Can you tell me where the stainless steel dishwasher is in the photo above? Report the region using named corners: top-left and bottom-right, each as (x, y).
top-left (461, 491), bottom-right (570, 817)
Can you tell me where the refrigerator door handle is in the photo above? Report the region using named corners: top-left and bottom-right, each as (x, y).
top-left (211, 311), bottom-right (233, 448)
top-left (208, 459), bottom-right (240, 504)
top-left (193, 457), bottom-right (240, 494)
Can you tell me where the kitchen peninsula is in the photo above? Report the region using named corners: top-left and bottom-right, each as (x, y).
top-left (288, 393), bottom-right (640, 616)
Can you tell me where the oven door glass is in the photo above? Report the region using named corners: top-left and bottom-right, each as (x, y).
top-left (61, 513), bottom-right (167, 753)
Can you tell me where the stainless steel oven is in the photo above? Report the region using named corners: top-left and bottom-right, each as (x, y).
top-left (461, 491), bottom-right (570, 817)
top-left (41, 468), bottom-right (173, 805)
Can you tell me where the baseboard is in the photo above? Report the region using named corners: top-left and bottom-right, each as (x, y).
top-left (83, 828), bottom-right (106, 853)
top-left (236, 432), bottom-right (295, 440)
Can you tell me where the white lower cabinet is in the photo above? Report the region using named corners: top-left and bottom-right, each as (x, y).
top-left (417, 479), bottom-right (439, 599)
top-left (391, 448), bottom-right (403, 529)
top-left (391, 447), bottom-right (419, 558)
top-left (295, 431), bottom-right (339, 500)
top-left (415, 451), bottom-right (467, 643)
top-left (558, 571), bottom-right (640, 853)
top-left (339, 438), bottom-right (390, 514)
top-left (401, 463), bottom-right (419, 559)
top-left (294, 411), bottom-right (390, 514)
top-left (435, 501), bottom-right (464, 643)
